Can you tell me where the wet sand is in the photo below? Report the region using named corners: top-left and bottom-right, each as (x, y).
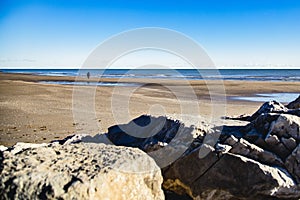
top-left (1, 72), bottom-right (300, 146)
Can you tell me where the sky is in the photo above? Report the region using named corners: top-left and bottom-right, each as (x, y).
top-left (0, 0), bottom-right (300, 69)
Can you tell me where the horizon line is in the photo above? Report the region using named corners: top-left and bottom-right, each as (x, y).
top-left (1, 67), bottom-right (300, 70)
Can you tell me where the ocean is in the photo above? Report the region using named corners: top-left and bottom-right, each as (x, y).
top-left (1, 69), bottom-right (300, 82)
top-left (1, 68), bottom-right (299, 103)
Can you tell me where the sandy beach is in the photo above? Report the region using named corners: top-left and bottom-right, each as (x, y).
top-left (0, 72), bottom-right (300, 146)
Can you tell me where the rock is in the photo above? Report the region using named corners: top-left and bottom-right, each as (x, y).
top-left (58, 133), bottom-right (113, 145)
top-left (225, 98), bottom-right (300, 121)
top-left (52, 134), bottom-right (90, 145)
top-left (264, 134), bottom-right (291, 160)
top-left (251, 113), bottom-right (280, 136)
top-left (163, 146), bottom-right (297, 199)
top-left (215, 143), bottom-right (232, 154)
top-left (105, 115), bottom-right (196, 168)
top-left (8, 142), bottom-right (49, 154)
top-left (265, 134), bottom-right (280, 145)
top-left (144, 141), bottom-right (168, 153)
top-left (285, 145), bottom-right (300, 184)
top-left (286, 109), bottom-right (300, 117)
top-left (240, 113), bottom-right (281, 144)
top-left (60, 114), bottom-right (300, 199)
top-left (287, 95), bottom-right (300, 109)
top-left (225, 136), bottom-right (284, 167)
top-left (106, 115), bottom-right (183, 150)
top-left (273, 185), bottom-right (300, 200)
top-left (248, 101), bottom-right (288, 121)
top-left (219, 124), bottom-right (245, 139)
top-left (163, 144), bottom-right (219, 196)
top-left (0, 143), bottom-right (164, 200)
top-left (239, 113), bottom-right (300, 160)
top-left (242, 128), bottom-right (262, 143)
top-left (268, 114), bottom-right (300, 141)
top-left (281, 137), bottom-right (297, 151)
top-left (2, 111), bottom-right (300, 200)
top-left (0, 145), bottom-right (7, 151)
top-left (224, 135), bottom-right (239, 146)
top-left (0, 150), bottom-right (3, 174)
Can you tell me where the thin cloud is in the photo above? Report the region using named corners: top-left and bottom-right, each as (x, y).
top-left (0, 58), bottom-right (36, 63)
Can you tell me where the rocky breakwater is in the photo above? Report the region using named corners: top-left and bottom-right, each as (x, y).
top-left (1, 95), bottom-right (300, 200)
top-left (92, 97), bottom-right (300, 199)
top-left (163, 97), bottom-right (300, 199)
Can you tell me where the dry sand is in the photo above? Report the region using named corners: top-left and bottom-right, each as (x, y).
top-left (1, 72), bottom-right (300, 146)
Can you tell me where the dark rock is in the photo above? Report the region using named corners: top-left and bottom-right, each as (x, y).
top-left (164, 190), bottom-right (192, 200)
top-left (287, 95), bottom-right (300, 109)
top-left (251, 113), bottom-right (280, 135)
top-left (281, 137), bottom-right (297, 151)
top-left (268, 114), bottom-right (300, 141)
top-left (248, 101), bottom-right (288, 121)
top-left (224, 136), bottom-right (284, 167)
top-left (285, 145), bottom-right (300, 184)
top-left (163, 146), bottom-right (297, 199)
top-left (254, 137), bottom-right (288, 161)
top-left (106, 115), bottom-right (197, 168)
top-left (106, 115), bottom-right (182, 149)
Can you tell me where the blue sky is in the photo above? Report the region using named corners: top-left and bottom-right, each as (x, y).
top-left (0, 0), bottom-right (300, 68)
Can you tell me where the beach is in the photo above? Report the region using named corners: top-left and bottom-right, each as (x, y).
top-left (0, 72), bottom-right (300, 146)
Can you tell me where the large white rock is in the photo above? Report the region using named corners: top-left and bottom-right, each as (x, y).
top-left (0, 143), bottom-right (164, 200)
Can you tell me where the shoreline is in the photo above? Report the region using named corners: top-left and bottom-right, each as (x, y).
top-left (0, 72), bottom-right (299, 146)
top-left (1, 72), bottom-right (300, 98)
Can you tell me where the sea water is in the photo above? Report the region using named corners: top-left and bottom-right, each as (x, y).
top-left (232, 93), bottom-right (299, 103)
top-left (2, 69), bottom-right (300, 82)
top-left (1, 69), bottom-right (299, 102)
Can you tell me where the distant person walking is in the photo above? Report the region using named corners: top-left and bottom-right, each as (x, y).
top-left (87, 72), bottom-right (90, 79)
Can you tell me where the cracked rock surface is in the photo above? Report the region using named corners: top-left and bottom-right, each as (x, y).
top-left (0, 143), bottom-right (164, 200)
